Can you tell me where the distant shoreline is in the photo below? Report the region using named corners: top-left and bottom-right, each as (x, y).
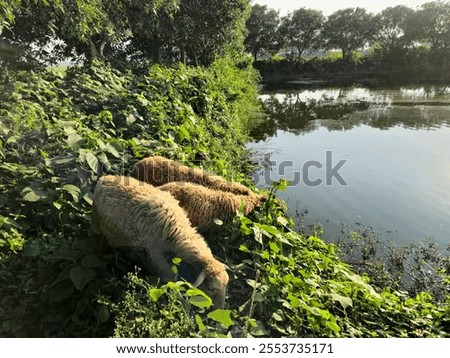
top-left (254, 61), bottom-right (450, 90)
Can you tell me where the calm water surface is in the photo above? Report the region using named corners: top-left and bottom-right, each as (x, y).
top-left (249, 86), bottom-right (450, 248)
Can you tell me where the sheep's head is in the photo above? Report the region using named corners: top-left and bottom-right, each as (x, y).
top-left (194, 265), bottom-right (229, 308)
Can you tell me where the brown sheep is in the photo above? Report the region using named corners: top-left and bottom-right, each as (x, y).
top-left (91, 175), bottom-right (229, 308)
top-left (158, 181), bottom-right (266, 234)
top-left (132, 155), bottom-right (259, 197)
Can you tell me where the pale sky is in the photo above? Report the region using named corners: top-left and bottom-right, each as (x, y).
top-left (253, 0), bottom-right (434, 16)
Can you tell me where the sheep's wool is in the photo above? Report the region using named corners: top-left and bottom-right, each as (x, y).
top-left (91, 175), bottom-right (229, 307)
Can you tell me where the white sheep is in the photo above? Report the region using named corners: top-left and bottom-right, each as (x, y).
top-left (158, 181), bottom-right (266, 234)
top-left (132, 155), bottom-right (259, 197)
top-left (91, 175), bottom-right (229, 308)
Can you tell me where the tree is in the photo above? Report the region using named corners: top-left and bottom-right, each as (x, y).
top-left (322, 8), bottom-right (377, 59)
top-left (2, 0), bottom-right (181, 65)
top-left (0, 0), bottom-right (62, 68)
top-left (244, 4), bottom-right (279, 62)
top-left (2, 0), bottom-right (131, 63)
top-left (125, 0), bottom-right (180, 64)
top-left (375, 5), bottom-right (415, 53)
top-left (176, 0), bottom-right (251, 66)
top-left (56, 0), bottom-right (130, 62)
top-left (279, 8), bottom-right (324, 58)
top-left (405, 1), bottom-right (450, 49)
top-left (2, 0), bottom-right (251, 67)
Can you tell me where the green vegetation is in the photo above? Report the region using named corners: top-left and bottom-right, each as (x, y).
top-left (246, 2), bottom-right (450, 85)
top-left (246, 1), bottom-right (450, 60)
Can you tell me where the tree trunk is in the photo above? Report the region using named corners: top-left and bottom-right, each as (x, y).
top-left (98, 38), bottom-right (107, 59)
top-left (151, 36), bottom-right (162, 64)
top-left (87, 37), bottom-right (99, 61)
top-left (180, 45), bottom-right (186, 64)
top-left (152, 46), bottom-right (161, 64)
top-left (87, 36), bottom-right (107, 62)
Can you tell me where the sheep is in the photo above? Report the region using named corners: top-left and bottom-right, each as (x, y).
top-left (91, 175), bottom-right (229, 308)
top-left (158, 181), bottom-right (266, 234)
top-left (132, 155), bottom-right (259, 197)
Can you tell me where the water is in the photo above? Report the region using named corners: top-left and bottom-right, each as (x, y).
top-left (250, 86), bottom-right (450, 249)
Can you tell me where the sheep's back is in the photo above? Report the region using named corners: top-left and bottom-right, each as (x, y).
top-left (133, 156), bottom-right (256, 196)
top-left (92, 176), bottom-right (196, 249)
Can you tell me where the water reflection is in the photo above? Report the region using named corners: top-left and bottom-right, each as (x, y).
top-left (249, 85), bottom-right (450, 248)
top-left (251, 86), bottom-right (450, 142)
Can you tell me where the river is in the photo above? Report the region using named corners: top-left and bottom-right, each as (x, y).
top-left (249, 86), bottom-right (450, 249)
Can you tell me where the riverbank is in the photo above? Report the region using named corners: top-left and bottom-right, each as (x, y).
top-left (1, 60), bottom-right (449, 337)
top-left (254, 57), bottom-right (450, 90)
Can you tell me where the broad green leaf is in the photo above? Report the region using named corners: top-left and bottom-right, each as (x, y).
top-left (53, 201), bottom-right (62, 210)
top-left (326, 321), bottom-right (341, 333)
top-left (331, 293), bottom-right (353, 310)
top-left (67, 133), bottom-right (83, 148)
top-left (269, 241), bottom-right (281, 253)
top-left (239, 244), bottom-right (251, 253)
top-left (83, 193), bottom-right (93, 205)
top-left (70, 266), bottom-right (96, 291)
top-left (177, 125), bottom-right (191, 142)
top-left (252, 226), bottom-right (263, 245)
top-left (187, 289), bottom-right (213, 308)
top-left (85, 152), bottom-right (99, 173)
top-left (0, 215), bottom-right (22, 230)
top-left (148, 288), bottom-right (165, 302)
top-left (342, 271), bottom-right (381, 299)
top-left (287, 294), bottom-right (301, 308)
top-left (62, 184), bottom-right (81, 202)
top-left (105, 143), bottom-right (121, 158)
top-left (189, 295), bottom-right (213, 308)
top-left (21, 187), bottom-right (46, 202)
top-left (305, 278), bottom-right (320, 287)
top-left (207, 309), bottom-right (234, 327)
top-left (195, 314), bottom-right (206, 330)
top-left (259, 224), bottom-right (279, 236)
top-left (276, 215), bottom-right (290, 227)
top-left (272, 312), bottom-right (284, 322)
top-left (249, 320), bottom-right (270, 336)
top-left (276, 179), bottom-right (289, 191)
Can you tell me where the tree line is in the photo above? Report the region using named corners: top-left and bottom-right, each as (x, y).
top-left (2, 1), bottom-right (449, 72)
top-left (245, 1), bottom-right (450, 62)
top-left (0, 0), bottom-right (250, 69)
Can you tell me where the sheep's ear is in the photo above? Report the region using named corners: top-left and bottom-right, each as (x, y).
top-left (193, 270), bottom-right (207, 287)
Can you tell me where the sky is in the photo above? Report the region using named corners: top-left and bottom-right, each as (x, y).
top-left (253, 0), bottom-right (433, 16)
